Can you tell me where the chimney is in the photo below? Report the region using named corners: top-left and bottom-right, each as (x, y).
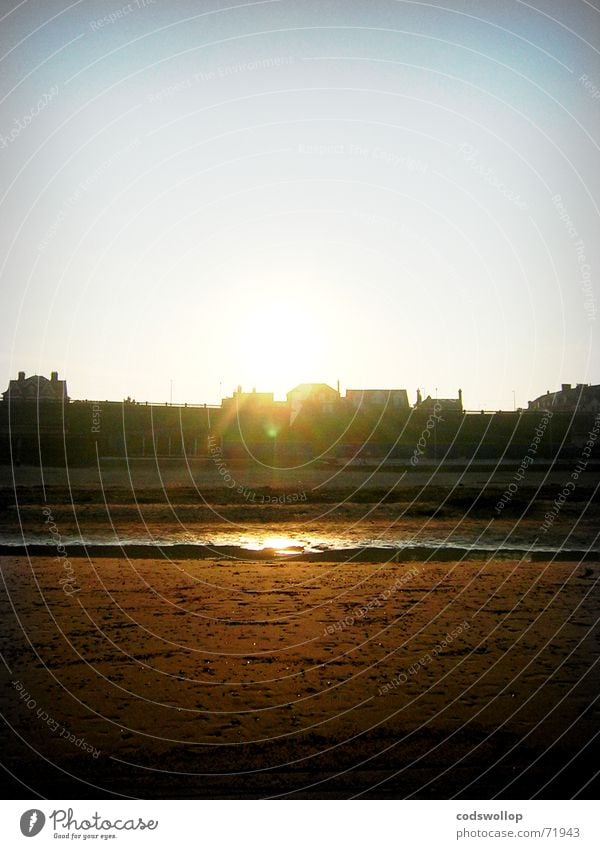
top-left (50, 371), bottom-right (58, 382)
top-left (561, 383), bottom-right (571, 392)
top-left (416, 388), bottom-right (422, 405)
top-left (458, 388), bottom-right (463, 407)
top-left (18, 371), bottom-right (25, 381)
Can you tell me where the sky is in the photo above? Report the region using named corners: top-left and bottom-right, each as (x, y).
top-left (0, 0), bottom-right (598, 409)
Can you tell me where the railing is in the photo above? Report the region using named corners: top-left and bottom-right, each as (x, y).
top-left (69, 400), bottom-right (221, 409)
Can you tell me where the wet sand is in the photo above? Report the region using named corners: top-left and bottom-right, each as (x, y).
top-left (3, 456), bottom-right (599, 499)
top-left (1, 554), bottom-right (598, 798)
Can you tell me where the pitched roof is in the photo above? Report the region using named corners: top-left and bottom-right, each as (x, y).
top-left (287, 383), bottom-right (338, 396)
top-left (2, 373), bottom-right (69, 402)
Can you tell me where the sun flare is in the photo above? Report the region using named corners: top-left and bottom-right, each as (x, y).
top-left (229, 287), bottom-right (331, 397)
top-left (260, 535), bottom-right (301, 552)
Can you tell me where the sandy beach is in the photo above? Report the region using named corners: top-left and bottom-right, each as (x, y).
top-left (1, 552), bottom-right (598, 798)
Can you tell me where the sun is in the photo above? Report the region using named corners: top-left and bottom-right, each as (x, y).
top-left (253, 301), bottom-right (301, 344)
top-left (243, 535), bottom-right (302, 553)
top-left (230, 288), bottom-right (331, 397)
top-left (262, 535), bottom-right (299, 551)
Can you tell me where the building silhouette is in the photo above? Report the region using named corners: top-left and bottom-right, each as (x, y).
top-left (1, 371), bottom-right (598, 466)
top-left (2, 371), bottom-right (69, 403)
top-left (346, 389), bottom-right (409, 411)
top-left (528, 383), bottom-right (600, 413)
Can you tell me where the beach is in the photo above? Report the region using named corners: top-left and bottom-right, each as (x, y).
top-left (2, 456), bottom-right (598, 798)
top-left (1, 551), bottom-right (598, 798)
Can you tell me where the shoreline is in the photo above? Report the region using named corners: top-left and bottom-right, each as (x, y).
top-left (1, 542), bottom-right (599, 561)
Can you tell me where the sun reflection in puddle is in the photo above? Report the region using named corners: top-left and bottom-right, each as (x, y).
top-left (243, 535), bottom-right (305, 554)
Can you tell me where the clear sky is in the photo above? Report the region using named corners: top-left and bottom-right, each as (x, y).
top-left (0, 0), bottom-right (598, 409)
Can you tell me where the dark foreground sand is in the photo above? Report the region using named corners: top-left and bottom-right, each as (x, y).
top-left (1, 554), bottom-right (598, 799)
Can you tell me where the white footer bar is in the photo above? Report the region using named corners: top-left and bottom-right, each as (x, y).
top-left (0, 800), bottom-right (597, 848)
